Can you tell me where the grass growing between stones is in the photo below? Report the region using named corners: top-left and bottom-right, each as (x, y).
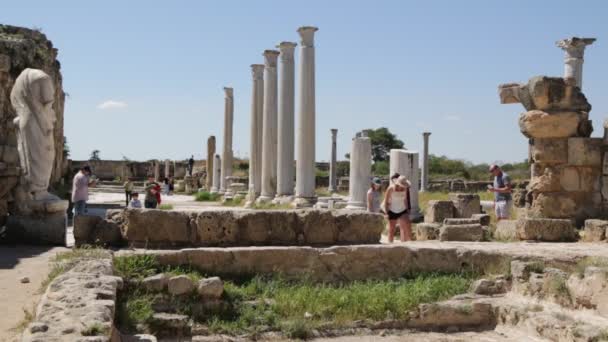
top-left (39, 247), bottom-right (108, 294)
top-left (194, 191), bottom-right (220, 202)
top-left (573, 257), bottom-right (608, 277)
top-left (113, 255), bottom-right (475, 338)
top-left (158, 204), bottom-right (174, 210)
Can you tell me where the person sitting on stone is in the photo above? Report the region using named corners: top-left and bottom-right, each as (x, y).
top-left (383, 175), bottom-right (413, 243)
top-left (488, 164), bottom-right (512, 221)
top-left (144, 177), bottom-right (159, 209)
top-left (129, 192), bottom-right (142, 208)
top-left (367, 177), bottom-right (382, 213)
top-left (71, 165), bottom-right (95, 216)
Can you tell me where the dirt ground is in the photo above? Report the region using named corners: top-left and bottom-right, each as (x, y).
top-left (0, 245), bottom-right (68, 342)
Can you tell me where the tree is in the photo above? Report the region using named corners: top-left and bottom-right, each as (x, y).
top-left (63, 136), bottom-right (70, 158)
top-left (89, 149), bottom-right (100, 161)
top-left (344, 127), bottom-right (405, 163)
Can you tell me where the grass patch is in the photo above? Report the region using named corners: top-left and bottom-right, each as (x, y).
top-left (114, 254), bottom-right (159, 280)
top-left (158, 204), bottom-right (174, 210)
top-left (221, 197), bottom-right (244, 207)
top-left (573, 257), bottom-right (608, 278)
top-left (527, 261), bottom-right (546, 274)
top-left (544, 276), bottom-right (572, 304)
top-left (194, 191), bottom-right (220, 202)
top-left (10, 306), bottom-right (35, 333)
top-left (250, 202), bottom-right (293, 210)
top-left (81, 322), bottom-right (109, 336)
top-left (39, 247), bottom-right (108, 293)
top-left (116, 290), bottom-right (155, 332)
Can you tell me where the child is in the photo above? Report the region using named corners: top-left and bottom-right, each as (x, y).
top-left (367, 177), bottom-right (382, 213)
top-left (129, 192), bottom-right (142, 208)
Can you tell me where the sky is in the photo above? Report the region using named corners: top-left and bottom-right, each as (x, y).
top-left (2, 0), bottom-right (607, 164)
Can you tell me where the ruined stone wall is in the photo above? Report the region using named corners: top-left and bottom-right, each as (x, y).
top-left (0, 25), bottom-right (65, 226)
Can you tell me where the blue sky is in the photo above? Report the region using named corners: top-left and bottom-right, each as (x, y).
top-left (2, 0), bottom-right (607, 164)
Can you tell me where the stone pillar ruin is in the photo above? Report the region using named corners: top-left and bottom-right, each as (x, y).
top-left (206, 136), bottom-right (215, 190)
top-left (294, 26), bottom-right (319, 207)
top-left (276, 42), bottom-right (297, 199)
top-left (421, 132), bottom-right (431, 192)
top-left (556, 37), bottom-right (595, 89)
top-left (389, 149), bottom-right (421, 219)
top-left (164, 159), bottom-right (170, 179)
top-left (499, 75), bottom-right (600, 225)
top-left (220, 87), bottom-right (234, 194)
top-left (258, 50), bottom-right (280, 202)
top-left (210, 154), bottom-right (221, 194)
top-left (329, 129), bottom-right (338, 193)
top-left (249, 64), bottom-right (264, 198)
top-left (346, 132), bottom-right (372, 210)
top-left (154, 161), bottom-right (160, 181)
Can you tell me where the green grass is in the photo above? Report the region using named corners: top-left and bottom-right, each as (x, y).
top-left (250, 202), bottom-right (293, 210)
top-left (81, 322), bottom-right (109, 336)
top-left (221, 197), bottom-right (245, 207)
top-left (194, 191), bottom-right (220, 202)
top-left (39, 247), bottom-right (108, 293)
top-left (573, 257), bottom-right (608, 278)
top-left (114, 254), bottom-right (159, 280)
top-left (158, 204), bottom-right (174, 210)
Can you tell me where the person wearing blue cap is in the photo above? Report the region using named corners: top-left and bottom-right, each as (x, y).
top-left (367, 177), bottom-right (382, 213)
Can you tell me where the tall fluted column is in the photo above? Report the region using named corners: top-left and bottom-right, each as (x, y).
top-left (164, 159), bottom-right (170, 179)
top-left (220, 87), bottom-right (234, 194)
top-left (556, 37), bottom-right (596, 89)
top-left (294, 26), bottom-right (319, 207)
top-left (206, 136), bottom-right (215, 190)
top-left (210, 154), bottom-right (221, 193)
top-left (421, 132), bottom-right (431, 192)
top-left (258, 50), bottom-right (280, 202)
top-left (346, 132), bottom-right (371, 210)
top-left (276, 42), bottom-right (297, 199)
top-left (328, 128), bottom-right (338, 193)
top-left (249, 64), bottom-right (264, 198)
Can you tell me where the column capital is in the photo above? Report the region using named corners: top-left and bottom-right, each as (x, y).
top-left (556, 37), bottom-right (596, 58)
top-left (277, 42), bottom-right (297, 60)
top-left (263, 50), bottom-right (280, 67)
top-left (297, 26), bottom-right (318, 47)
top-left (250, 64), bottom-right (264, 79)
top-left (223, 87), bottom-right (233, 98)
top-left (330, 128), bottom-right (338, 135)
top-left (423, 132), bottom-right (431, 137)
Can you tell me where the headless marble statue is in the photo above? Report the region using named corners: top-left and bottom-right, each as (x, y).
top-left (10, 68), bottom-right (57, 201)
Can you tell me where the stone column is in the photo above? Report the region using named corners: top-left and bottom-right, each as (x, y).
top-left (210, 154), bottom-right (221, 193)
top-left (164, 159), bottom-right (170, 179)
top-left (154, 161), bottom-right (160, 181)
top-left (328, 129), bottom-right (338, 193)
top-left (206, 136), bottom-right (216, 190)
top-left (346, 132), bottom-right (371, 210)
top-left (258, 50), bottom-right (280, 202)
top-left (389, 149), bottom-right (421, 220)
top-left (276, 42), bottom-right (297, 199)
top-left (220, 87), bottom-right (234, 194)
top-left (294, 26), bottom-right (319, 207)
top-left (249, 64), bottom-right (264, 198)
top-left (421, 132), bottom-right (431, 192)
top-left (556, 37), bottom-right (596, 89)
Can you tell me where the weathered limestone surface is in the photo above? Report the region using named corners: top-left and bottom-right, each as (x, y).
top-left (582, 219), bottom-right (608, 242)
top-left (424, 200), bottom-right (455, 223)
top-left (499, 76), bottom-right (591, 113)
top-left (415, 223), bottom-right (440, 240)
top-left (516, 218), bottom-right (577, 242)
top-left (439, 224), bottom-right (483, 242)
top-left (566, 266), bottom-right (608, 317)
top-left (73, 212), bottom-right (123, 247)
top-left (449, 193), bottom-right (481, 219)
top-left (118, 209), bottom-right (383, 247)
top-left (519, 110), bottom-right (581, 138)
top-left (494, 220), bottom-right (518, 241)
top-left (22, 251), bottom-right (122, 341)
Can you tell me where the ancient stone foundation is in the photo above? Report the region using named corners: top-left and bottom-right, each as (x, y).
top-left (74, 209), bottom-right (384, 248)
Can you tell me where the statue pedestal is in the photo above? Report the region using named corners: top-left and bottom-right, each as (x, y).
top-left (7, 198), bottom-right (69, 245)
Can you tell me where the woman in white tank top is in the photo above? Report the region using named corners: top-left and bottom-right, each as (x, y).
top-left (383, 174), bottom-right (412, 242)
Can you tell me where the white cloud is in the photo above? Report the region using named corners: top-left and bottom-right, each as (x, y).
top-left (97, 100), bottom-right (127, 110)
top-left (443, 115), bottom-right (461, 121)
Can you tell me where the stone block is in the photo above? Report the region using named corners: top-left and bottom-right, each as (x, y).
top-left (415, 223), bottom-right (441, 240)
top-left (582, 219), bottom-right (608, 242)
top-left (529, 166), bottom-right (561, 193)
top-left (123, 209), bottom-right (194, 246)
top-left (516, 218), bottom-right (577, 242)
top-left (566, 267), bottom-right (608, 317)
top-left (512, 189), bottom-right (528, 208)
top-left (0, 54), bottom-right (9, 72)
top-left (333, 210), bottom-right (384, 244)
top-left (471, 214), bottom-right (491, 226)
top-left (443, 218), bottom-right (480, 225)
top-left (197, 277), bottom-right (223, 299)
top-left (6, 212), bottom-right (67, 245)
top-left (142, 273), bottom-right (169, 292)
top-left (602, 154), bottom-right (608, 175)
top-left (470, 278), bottom-right (509, 295)
top-left (73, 215), bottom-right (102, 247)
top-left (568, 138), bottom-right (602, 166)
top-left (560, 166), bottom-right (601, 192)
top-left (424, 200), bottom-right (455, 223)
top-left (439, 224), bottom-right (483, 241)
top-left (519, 110), bottom-right (581, 139)
top-left (298, 210), bottom-right (337, 245)
top-left (494, 220), bottom-right (518, 241)
top-left (449, 193), bottom-right (481, 218)
top-left (521, 76), bottom-right (591, 113)
top-left (531, 138), bottom-right (568, 164)
top-left (528, 192), bottom-right (577, 219)
top-left (167, 275), bottom-right (195, 296)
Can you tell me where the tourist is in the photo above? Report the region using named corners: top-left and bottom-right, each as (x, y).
top-left (188, 155), bottom-right (195, 176)
top-left (72, 165), bottom-right (95, 216)
top-left (383, 175), bottom-right (413, 242)
top-left (163, 178), bottom-right (170, 195)
top-left (367, 177), bottom-right (382, 213)
top-left (129, 192), bottom-right (142, 208)
top-left (169, 177), bottom-right (175, 194)
top-left (123, 178), bottom-right (134, 207)
top-left (488, 164), bottom-right (512, 221)
top-left (144, 177), bottom-right (159, 209)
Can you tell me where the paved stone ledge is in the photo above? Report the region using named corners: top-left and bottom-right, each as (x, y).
top-left (76, 208), bottom-right (384, 248)
top-left (116, 242), bottom-right (608, 283)
top-left (22, 251), bottom-right (122, 342)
